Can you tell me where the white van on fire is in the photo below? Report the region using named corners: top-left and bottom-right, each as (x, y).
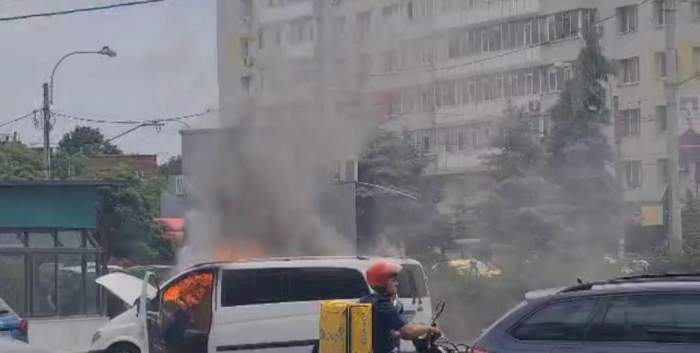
top-left (89, 256), bottom-right (432, 353)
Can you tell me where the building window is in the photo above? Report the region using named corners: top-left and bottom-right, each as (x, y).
top-left (621, 108), bottom-right (642, 137)
top-left (617, 5), bottom-right (638, 33)
top-left (405, 0), bottom-right (415, 20)
top-left (332, 16), bottom-right (346, 38)
top-left (620, 57), bottom-right (640, 84)
top-left (693, 0), bottom-right (700, 21)
top-left (658, 158), bottom-right (669, 184)
top-left (382, 4), bottom-right (400, 20)
top-left (548, 69), bottom-right (560, 92)
top-left (420, 40), bottom-right (435, 65)
top-left (656, 105), bottom-right (668, 132)
top-left (654, 0), bottom-right (667, 26)
top-left (241, 75), bottom-right (253, 96)
top-left (422, 135), bottom-right (431, 152)
top-left (381, 49), bottom-right (400, 73)
top-left (624, 160), bottom-right (643, 189)
top-left (472, 130), bottom-right (481, 149)
top-left (287, 18), bottom-right (315, 44)
top-left (437, 82), bottom-right (457, 107)
top-left (356, 11), bottom-right (371, 41)
top-left (458, 131), bottom-right (466, 150)
top-left (357, 53), bottom-right (371, 85)
top-left (655, 52), bottom-right (667, 78)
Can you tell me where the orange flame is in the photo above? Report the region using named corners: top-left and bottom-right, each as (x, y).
top-left (163, 272), bottom-right (214, 310)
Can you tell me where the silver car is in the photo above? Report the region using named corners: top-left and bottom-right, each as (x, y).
top-left (471, 274), bottom-right (700, 353)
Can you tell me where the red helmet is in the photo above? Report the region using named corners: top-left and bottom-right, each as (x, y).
top-left (366, 261), bottom-right (402, 288)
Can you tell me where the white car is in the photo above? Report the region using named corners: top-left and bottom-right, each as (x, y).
top-left (89, 256), bottom-right (432, 353)
top-left (0, 337), bottom-right (50, 353)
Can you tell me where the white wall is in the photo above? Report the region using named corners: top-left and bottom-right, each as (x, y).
top-left (28, 316), bottom-right (108, 353)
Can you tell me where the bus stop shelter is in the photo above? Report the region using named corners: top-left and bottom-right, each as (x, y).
top-left (0, 181), bottom-right (111, 352)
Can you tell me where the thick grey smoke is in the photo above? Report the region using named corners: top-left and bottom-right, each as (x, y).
top-left (182, 122), bottom-right (372, 267)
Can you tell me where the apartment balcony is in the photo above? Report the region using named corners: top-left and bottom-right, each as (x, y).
top-left (435, 46), bottom-right (545, 80)
top-left (285, 41), bottom-right (315, 59)
top-left (425, 148), bottom-right (499, 176)
top-left (384, 0), bottom-right (542, 42)
top-left (259, 1), bottom-right (313, 24)
top-left (434, 94), bottom-right (558, 126)
top-left (433, 0), bottom-right (542, 32)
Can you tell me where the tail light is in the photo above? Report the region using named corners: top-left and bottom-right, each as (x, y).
top-left (469, 346), bottom-right (492, 353)
top-left (19, 319), bottom-right (28, 336)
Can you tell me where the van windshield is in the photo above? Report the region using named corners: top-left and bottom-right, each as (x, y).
top-left (397, 264), bottom-right (428, 298)
top-left (221, 267), bottom-right (369, 306)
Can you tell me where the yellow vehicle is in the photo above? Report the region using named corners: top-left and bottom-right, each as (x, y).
top-left (448, 259), bottom-right (502, 278)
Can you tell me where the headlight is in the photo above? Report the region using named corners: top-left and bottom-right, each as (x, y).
top-left (91, 331), bottom-right (102, 344)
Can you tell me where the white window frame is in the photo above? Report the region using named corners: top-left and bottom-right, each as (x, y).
top-left (621, 108), bottom-right (642, 137)
top-left (655, 52), bottom-right (667, 78)
top-left (617, 5), bottom-right (638, 34)
top-left (620, 57), bottom-right (640, 84)
top-left (654, 0), bottom-right (667, 26)
top-left (548, 68), bottom-right (560, 92)
top-left (625, 160), bottom-right (643, 189)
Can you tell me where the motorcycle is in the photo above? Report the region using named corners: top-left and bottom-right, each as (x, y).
top-left (412, 301), bottom-right (471, 353)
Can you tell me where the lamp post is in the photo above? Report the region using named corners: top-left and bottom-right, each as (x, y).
top-left (43, 46), bottom-right (117, 179)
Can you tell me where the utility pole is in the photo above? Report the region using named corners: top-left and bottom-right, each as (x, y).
top-left (665, 0), bottom-right (682, 254)
top-left (42, 82), bottom-right (52, 180)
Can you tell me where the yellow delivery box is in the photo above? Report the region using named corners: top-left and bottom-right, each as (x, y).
top-left (320, 300), bottom-right (373, 353)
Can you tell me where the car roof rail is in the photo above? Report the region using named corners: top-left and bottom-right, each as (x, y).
top-left (559, 273), bottom-right (700, 294)
top-left (611, 273), bottom-right (700, 282)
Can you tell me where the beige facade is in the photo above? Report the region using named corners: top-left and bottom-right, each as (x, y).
top-left (216, 0), bottom-right (700, 218)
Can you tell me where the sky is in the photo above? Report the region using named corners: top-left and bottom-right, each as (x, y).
top-left (0, 0), bottom-right (218, 162)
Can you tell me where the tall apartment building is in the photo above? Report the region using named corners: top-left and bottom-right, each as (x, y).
top-left (216, 0), bottom-right (700, 251)
top-left (216, 0), bottom-right (370, 128)
top-left (366, 0), bottom-right (599, 214)
top-left (361, 0), bottom-right (700, 251)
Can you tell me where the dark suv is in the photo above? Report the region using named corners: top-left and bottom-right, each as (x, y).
top-left (470, 274), bottom-right (700, 353)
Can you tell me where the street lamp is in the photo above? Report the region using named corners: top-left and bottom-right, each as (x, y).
top-left (42, 45), bottom-right (117, 179)
top-left (49, 46), bottom-right (117, 104)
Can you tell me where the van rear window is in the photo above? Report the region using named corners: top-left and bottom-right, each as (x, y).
top-left (221, 267), bottom-right (369, 307)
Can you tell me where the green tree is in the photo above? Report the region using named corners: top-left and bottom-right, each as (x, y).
top-left (484, 105), bottom-right (545, 182)
top-left (57, 126), bottom-right (122, 156)
top-left (0, 142), bottom-right (44, 180)
top-left (478, 105), bottom-right (561, 257)
top-left (357, 130), bottom-right (444, 254)
top-left (358, 130), bottom-right (426, 190)
top-left (96, 168), bottom-right (173, 264)
top-left (548, 28), bottom-right (612, 168)
top-left (547, 27), bottom-right (620, 253)
top-left (158, 155), bottom-right (182, 176)
top-left (54, 127), bottom-right (173, 264)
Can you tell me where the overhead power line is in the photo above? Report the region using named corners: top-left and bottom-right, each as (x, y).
top-left (370, 0), bottom-right (653, 78)
top-left (0, 0), bottom-right (165, 22)
top-left (52, 109), bottom-right (215, 126)
top-left (0, 110), bottom-right (39, 129)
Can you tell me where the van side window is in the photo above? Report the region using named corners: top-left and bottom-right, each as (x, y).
top-left (511, 298), bottom-right (597, 341)
top-left (397, 264), bottom-right (428, 298)
top-left (221, 267), bottom-right (368, 307)
top-left (589, 294), bottom-right (700, 343)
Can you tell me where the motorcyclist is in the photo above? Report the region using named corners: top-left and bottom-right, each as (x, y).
top-left (360, 261), bottom-right (442, 353)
